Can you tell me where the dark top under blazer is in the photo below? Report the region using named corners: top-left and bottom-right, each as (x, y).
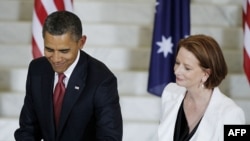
top-left (14, 50), bottom-right (123, 141)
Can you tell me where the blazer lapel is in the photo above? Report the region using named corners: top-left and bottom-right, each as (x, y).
top-left (57, 51), bottom-right (88, 136)
top-left (191, 88), bottom-right (221, 141)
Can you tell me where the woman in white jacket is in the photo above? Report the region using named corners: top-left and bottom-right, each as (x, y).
top-left (158, 34), bottom-right (245, 141)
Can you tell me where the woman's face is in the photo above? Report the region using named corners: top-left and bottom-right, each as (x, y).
top-left (174, 47), bottom-right (207, 89)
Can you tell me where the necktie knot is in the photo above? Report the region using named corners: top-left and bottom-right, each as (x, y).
top-left (58, 73), bottom-right (65, 83)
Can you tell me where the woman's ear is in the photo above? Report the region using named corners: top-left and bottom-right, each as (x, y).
top-left (202, 69), bottom-right (211, 82)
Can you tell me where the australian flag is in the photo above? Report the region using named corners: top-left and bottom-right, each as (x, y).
top-left (147, 0), bottom-right (190, 96)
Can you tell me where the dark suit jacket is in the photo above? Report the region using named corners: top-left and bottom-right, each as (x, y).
top-left (15, 50), bottom-right (123, 141)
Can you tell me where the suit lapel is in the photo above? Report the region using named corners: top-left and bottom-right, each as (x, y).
top-left (57, 51), bottom-right (88, 136)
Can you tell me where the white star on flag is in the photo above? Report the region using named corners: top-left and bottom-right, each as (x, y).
top-left (156, 35), bottom-right (173, 58)
top-left (155, 2), bottom-right (159, 13)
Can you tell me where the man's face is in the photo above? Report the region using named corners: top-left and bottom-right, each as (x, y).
top-left (44, 32), bottom-right (84, 73)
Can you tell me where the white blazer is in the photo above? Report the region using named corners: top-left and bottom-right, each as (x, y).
top-left (158, 83), bottom-right (245, 141)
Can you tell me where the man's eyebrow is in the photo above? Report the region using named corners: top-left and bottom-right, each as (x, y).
top-left (59, 48), bottom-right (70, 52)
top-left (45, 46), bottom-right (53, 50)
top-left (44, 47), bottom-right (70, 51)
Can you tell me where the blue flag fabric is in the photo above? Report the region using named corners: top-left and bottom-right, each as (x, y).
top-left (147, 0), bottom-right (190, 96)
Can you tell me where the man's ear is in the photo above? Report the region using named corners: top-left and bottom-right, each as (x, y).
top-left (78, 35), bottom-right (87, 49)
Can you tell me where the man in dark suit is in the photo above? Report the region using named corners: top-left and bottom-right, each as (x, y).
top-left (14, 11), bottom-right (123, 141)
